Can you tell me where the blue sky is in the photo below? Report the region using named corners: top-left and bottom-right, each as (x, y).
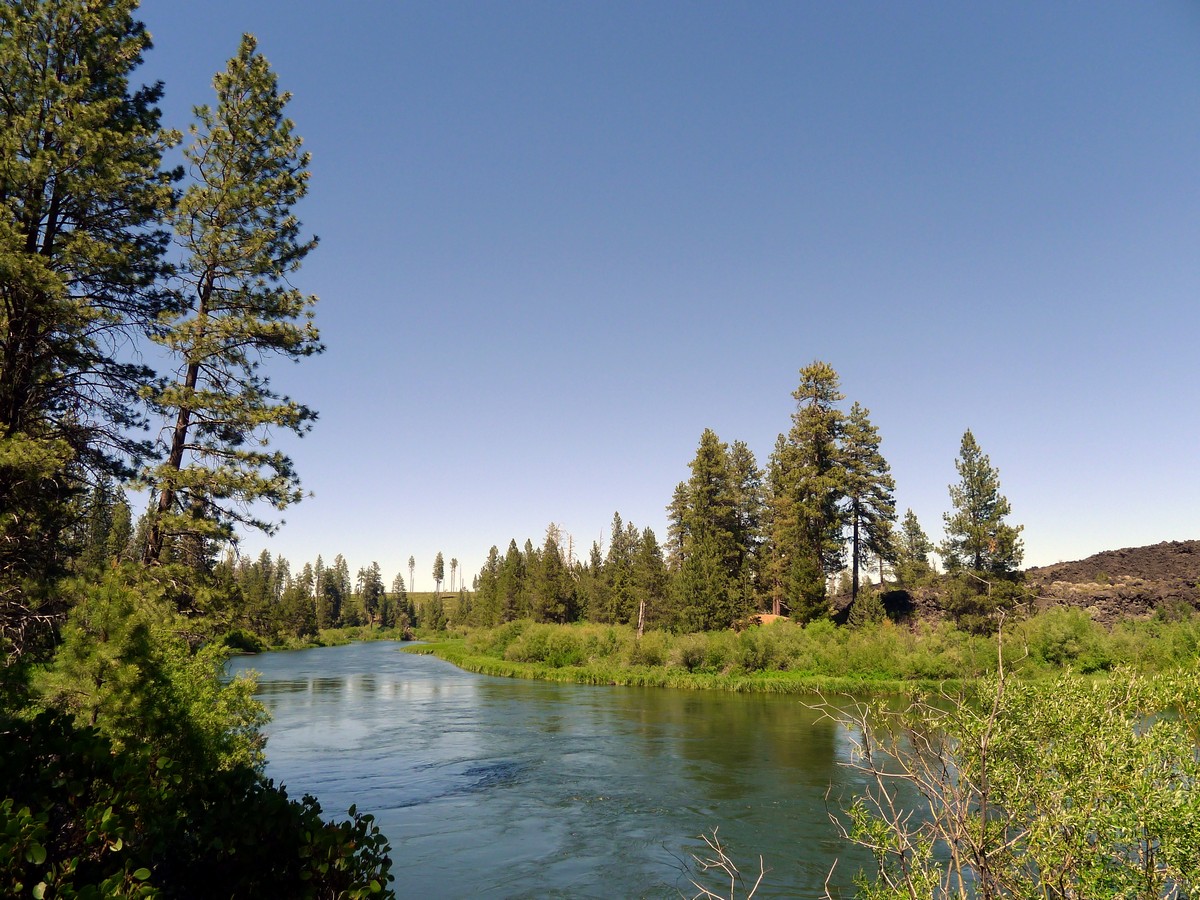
top-left (135, 1), bottom-right (1200, 589)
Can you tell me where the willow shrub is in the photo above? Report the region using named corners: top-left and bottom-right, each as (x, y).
top-left (834, 668), bottom-right (1200, 898)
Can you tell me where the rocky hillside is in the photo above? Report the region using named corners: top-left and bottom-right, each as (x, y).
top-left (1025, 540), bottom-right (1200, 623)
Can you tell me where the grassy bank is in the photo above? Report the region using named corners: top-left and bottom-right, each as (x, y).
top-left (406, 638), bottom-right (948, 694)
top-left (403, 607), bottom-right (1200, 693)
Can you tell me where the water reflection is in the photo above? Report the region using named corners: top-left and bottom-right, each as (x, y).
top-left (229, 642), bottom-right (875, 898)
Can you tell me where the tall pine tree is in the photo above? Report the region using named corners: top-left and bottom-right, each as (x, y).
top-left (142, 34), bottom-right (321, 565)
top-left (767, 362), bottom-right (847, 622)
top-left (672, 429), bottom-right (751, 630)
top-left (841, 402), bottom-right (896, 602)
top-left (895, 508), bottom-right (934, 585)
top-left (0, 0), bottom-right (176, 646)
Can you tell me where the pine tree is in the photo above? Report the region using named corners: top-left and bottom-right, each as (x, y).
top-left (357, 562), bottom-right (384, 625)
top-left (432, 552), bottom-right (445, 595)
top-left (578, 541), bottom-right (606, 622)
top-left (895, 508), bottom-right (934, 585)
top-left (141, 34), bottom-right (321, 564)
top-left (498, 540), bottom-right (523, 622)
top-left (767, 362), bottom-right (847, 622)
top-left (727, 439), bottom-right (765, 599)
top-left (531, 525), bottom-right (571, 623)
top-left (79, 478), bottom-right (118, 573)
top-left (940, 430), bottom-right (1024, 576)
top-left (0, 0), bottom-right (176, 642)
top-left (632, 527), bottom-right (667, 634)
top-left (602, 513), bottom-right (637, 623)
top-left (108, 489), bottom-right (133, 565)
top-left (673, 429), bottom-right (750, 630)
top-left (665, 481), bottom-right (689, 570)
top-left (408, 555), bottom-right (416, 593)
top-left (387, 571), bottom-right (409, 631)
top-left (841, 402), bottom-right (896, 602)
top-left (424, 596), bottom-right (447, 632)
top-left (471, 549), bottom-right (500, 626)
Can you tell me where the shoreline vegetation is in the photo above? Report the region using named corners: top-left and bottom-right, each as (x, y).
top-left (260, 602), bottom-right (1200, 695)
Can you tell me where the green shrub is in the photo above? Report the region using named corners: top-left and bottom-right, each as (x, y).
top-left (584, 626), bottom-right (622, 661)
top-left (2, 708), bottom-right (393, 898)
top-left (222, 628), bottom-right (264, 654)
top-left (848, 590), bottom-right (886, 628)
top-left (626, 631), bottom-right (669, 667)
top-left (672, 634), bottom-right (709, 672)
top-left (1020, 607), bottom-right (1111, 672)
top-left (835, 669), bottom-right (1200, 898)
top-left (467, 619), bottom-right (527, 656)
top-left (703, 631), bottom-right (738, 671)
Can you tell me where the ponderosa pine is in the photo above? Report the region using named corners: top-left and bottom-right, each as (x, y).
top-left (142, 34), bottom-right (321, 566)
top-left (842, 402), bottom-right (896, 602)
top-left (0, 0), bottom-right (176, 646)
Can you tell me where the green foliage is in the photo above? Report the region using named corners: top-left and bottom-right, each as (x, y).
top-left (503, 623), bottom-right (585, 667)
top-left (142, 33), bottom-right (322, 563)
top-left (841, 402), bottom-right (896, 601)
top-left (939, 429), bottom-right (1023, 576)
top-left (1017, 605), bottom-right (1111, 672)
top-left (432, 552), bottom-right (445, 592)
top-left (33, 567), bottom-right (266, 772)
top-left (625, 631), bottom-right (669, 667)
top-left (836, 668), bottom-right (1200, 898)
top-left (941, 571), bottom-right (1027, 635)
top-left (422, 596), bottom-right (448, 632)
top-left (530, 525), bottom-right (573, 623)
top-left (893, 508), bottom-right (934, 586)
top-left (736, 627), bottom-right (782, 672)
top-left (767, 361), bottom-right (847, 619)
top-left (671, 429), bottom-right (761, 630)
top-left (0, 0), bottom-right (177, 628)
top-left (0, 708), bottom-right (393, 898)
top-left (847, 589), bottom-right (886, 628)
top-left (438, 605), bottom-right (1200, 693)
top-left (671, 633), bottom-right (710, 672)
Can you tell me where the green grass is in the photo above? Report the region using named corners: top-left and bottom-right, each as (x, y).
top-left (401, 608), bottom-right (1200, 694)
top-left (407, 638), bottom-right (947, 694)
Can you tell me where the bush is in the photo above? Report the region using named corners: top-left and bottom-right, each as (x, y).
top-left (736, 628), bottom-right (780, 672)
top-left (222, 628), bottom-right (264, 654)
top-left (1020, 606), bottom-right (1111, 673)
top-left (625, 631), bottom-right (669, 667)
top-left (2, 709), bottom-right (394, 898)
top-left (847, 590), bottom-right (886, 628)
top-left (702, 631), bottom-right (738, 672)
top-left (672, 634), bottom-right (709, 672)
top-left (466, 619), bottom-right (527, 657)
top-left (833, 669), bottom-right (1200, 898)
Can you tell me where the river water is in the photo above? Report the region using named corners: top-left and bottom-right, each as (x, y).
top-left (228, 641), bottom-right (878, 898)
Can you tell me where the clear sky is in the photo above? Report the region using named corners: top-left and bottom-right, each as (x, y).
top-left (134, 1), bottom-right (1200, 589)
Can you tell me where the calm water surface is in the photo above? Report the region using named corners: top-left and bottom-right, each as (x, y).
top-left (228, 642), bottom-right (876, 898)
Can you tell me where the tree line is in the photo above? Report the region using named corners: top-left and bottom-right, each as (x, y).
top-left (57, 480), bottom-right (470, 645)
top-left (467, 361), bottom-right (1025, 635)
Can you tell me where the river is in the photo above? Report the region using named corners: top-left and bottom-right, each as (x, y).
top-left (228, 641), bottom-right (878, 898)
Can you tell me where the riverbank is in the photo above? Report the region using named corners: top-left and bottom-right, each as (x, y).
top-left (405, 638), bottom-right (952, 695)
top-left (399, 607), bottom-right (1200, 694)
